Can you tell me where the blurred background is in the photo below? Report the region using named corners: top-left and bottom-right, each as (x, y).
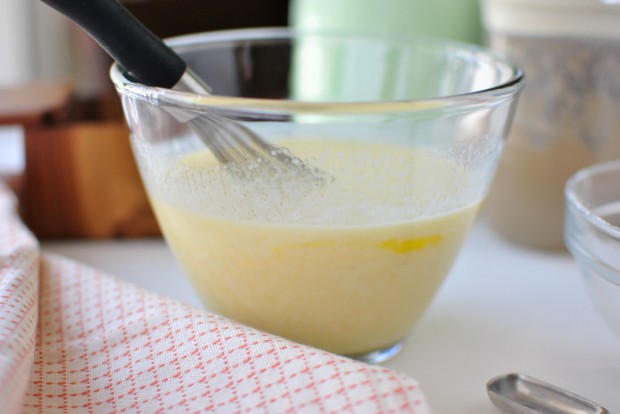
top-left (0, 0), bottom-right (292, 237)
top-left (0, 0), bottom-right (290, 96)
top-left (0, 0), bottom-right (483, 239)
top-left (0, 0), bottom-right (484, 93)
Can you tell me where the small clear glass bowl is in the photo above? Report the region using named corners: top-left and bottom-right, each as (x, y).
top-left (565, 160), bottom-right (620, 339)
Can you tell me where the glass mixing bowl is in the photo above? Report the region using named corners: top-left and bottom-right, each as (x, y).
top-left (565, 160), bottom-right (620, 340)
top-left (110, 28), bottom-right (523, 363)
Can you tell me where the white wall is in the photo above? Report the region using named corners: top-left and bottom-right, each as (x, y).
top-left (0, 0), bottom-right (37, 86)
top-left (0, 0), bottom-right (109, 97)
top-left (32, 1), bottom-right (74, 83)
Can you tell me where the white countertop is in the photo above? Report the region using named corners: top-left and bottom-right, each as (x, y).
top-left (3, 126), bottom-right (619, 413)
top-left (41, 218), bottom-right (620, 414)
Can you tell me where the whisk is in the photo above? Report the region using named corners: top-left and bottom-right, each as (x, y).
top-left (40, 0), bottom-right (321, 179)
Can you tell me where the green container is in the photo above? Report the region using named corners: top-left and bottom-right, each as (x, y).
top-left (290, 0), bottom-right (483, 45)
top-left (289, 0), bottom-right (483, 102)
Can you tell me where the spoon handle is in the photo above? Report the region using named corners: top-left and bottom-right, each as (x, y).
top-left (487, 373), bottom-right (609, 414)
top-left (40, 0), bottom-right (186, 88)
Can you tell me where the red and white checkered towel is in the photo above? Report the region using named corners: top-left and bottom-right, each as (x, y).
top-left (0, 183), bottom-right (431, 414)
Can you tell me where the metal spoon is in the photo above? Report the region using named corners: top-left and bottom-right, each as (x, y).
top-left (487, 373), bottom-right (609, 414)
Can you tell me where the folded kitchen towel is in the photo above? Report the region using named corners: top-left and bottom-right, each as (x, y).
top-left (0, 182), bottom-right (431, 413)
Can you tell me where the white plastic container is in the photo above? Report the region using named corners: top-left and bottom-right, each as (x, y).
top-left (482, 0), bottom-right (620, 250)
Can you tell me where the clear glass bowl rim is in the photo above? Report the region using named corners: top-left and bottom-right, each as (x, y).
top-left (109, 27), bottom-right (524, 116)
top-left (565, 159), bottom-right (620, 241)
